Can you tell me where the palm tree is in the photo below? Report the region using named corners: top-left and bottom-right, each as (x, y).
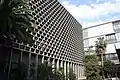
top-left (37, 61), bottom-right (55, 80)
top-left (95, 37), bottom-right (107, 80)
top-left (85, 46), bottom-right (94, 55)
top-left (10, 60), bottom-right (28, 80)
top-left (0, 0), bottom-right (34, 44)
top-left (55, 67), bottom-right (65, 80)
top-left (0, 0), bottom-right (35, 79)
top-left (103, 60), bottom-right (118, 78)
top-left (68, 68), bottom-right (77, 80)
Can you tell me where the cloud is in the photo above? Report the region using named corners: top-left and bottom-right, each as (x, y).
top-left (82, 16), bottom-right (119, 28)
top-left (60, 0), bottom-right (120, 28)
top-left (62, 0), bottom-right (120, 19)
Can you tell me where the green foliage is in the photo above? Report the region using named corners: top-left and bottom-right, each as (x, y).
top-left (95, 37), bottom-right (107, 54)
top-left (103, 60), bottom-right (118, 77)
top-left (84, 46), bottom-right (95, 55)
top-left (0, 0), bottom-right (35, 44)
top-left (68, 68), bottom-right (76, 80)
top-left (55, 67), bottom-right (65, 80)
top-left (10, 61), bottom-right (28, 80)
top-left (95, 37), bottom-right (107, 80)
top-left (36, 62), bottom-right (54, 80)
top-left (9, 61), bottom-right (78, 80)
top-left (84, 55), bottom-right (101, 80)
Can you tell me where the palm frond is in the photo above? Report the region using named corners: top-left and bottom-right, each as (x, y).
top-left (0, 0), bottom-right (35, 44)
top-left (0, 0), bottom-right (4, 9)
top-left (10, 0), bottom-right (28, 8)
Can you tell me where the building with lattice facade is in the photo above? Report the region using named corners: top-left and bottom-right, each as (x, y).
top-left (0, 0), bottom-right (85, 80)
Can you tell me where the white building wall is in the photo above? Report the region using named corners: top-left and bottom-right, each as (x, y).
top-left (83, 22), bottom-right (120, 64)
top-left (87, 23), bottom-right (114, 38)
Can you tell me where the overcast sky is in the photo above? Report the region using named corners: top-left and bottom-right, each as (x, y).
top-left (58, 0), bottom-right (120, 28)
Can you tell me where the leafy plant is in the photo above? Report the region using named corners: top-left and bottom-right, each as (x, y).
top-left (0, 0), bottom-right (35, 44)
top-left (37, 61), bottom-right (54, 80)
top-left (55, 67), bottom-right (65, 80)
top-left (95, 37), bottom-right (107, 79)
top-left (10, 61), bottom-right (28, 80)
top-left (84, 55), bottom-right (101, 80)
top-left (95, 37), bottom-right (107, 55)
top-left (0, 0), bottom-right (35, 80)
top-left (103, 60), bottom-right (118, 78)
top-left (68, 68), bottom-right (76, 80)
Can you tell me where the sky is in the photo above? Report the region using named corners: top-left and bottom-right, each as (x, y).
top-left (58, 0), bottom-right (120, 28)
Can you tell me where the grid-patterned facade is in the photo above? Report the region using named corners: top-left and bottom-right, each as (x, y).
top-left (0, 0), bottom-right (85, 80)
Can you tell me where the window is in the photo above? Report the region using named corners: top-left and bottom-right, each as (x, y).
top-left (83, 29), bottom-right (88, 38)
top-left (106, 33), bottom-right (116, 44)
top-left (115, 33), bottom-right (120, 42)
top-left (83, 40), bottom-right (89, 47)
top-left (110, 54), bottom-right (118, 60)
top-left (113, 21), bottom-right (120, 32)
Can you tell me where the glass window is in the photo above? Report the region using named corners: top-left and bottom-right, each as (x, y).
top-left (113, 21), bottom-right (120, 32)
top-left (83, 29), bottom-right (88, 38)
top-left (83, 40), bottom-right (89, 47)
top-left (106, 33), bottom-right (116, 44)
top-left (110, 54), bottom-right (118, 60)
top-left (116, 33), bottom-right (120, 42)
top-left (105, 55), bottom-right (110, 60)
top-left (115, 42), bottom-right (120, 49)
top-left (106, 44), bottom-right (116, 53)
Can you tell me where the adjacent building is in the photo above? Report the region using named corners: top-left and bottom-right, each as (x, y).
top-left (0, 0), bottom-right (85, 80)
top-left (83, 20), bottom-right (120, 65)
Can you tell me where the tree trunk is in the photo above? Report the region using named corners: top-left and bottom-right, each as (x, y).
top-left (101, 50), bottom-right (105, 80)
top-left (107, 74), bottom-right (110, 80)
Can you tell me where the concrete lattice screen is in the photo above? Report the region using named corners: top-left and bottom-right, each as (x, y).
top-left (0, 0), bottom-right (85, 80)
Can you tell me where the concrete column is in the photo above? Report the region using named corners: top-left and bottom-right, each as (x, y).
top-left (81, 66), bottom-right (83, 79)
top-left (81, 66), bottom-right (85, 79)
top-left (67, 62), bottom-right (70, 80)
top-left (28, 53), bottom-right (31, 79)
top-left (76, 64), bottom-right (79, 80)
top-left (75, 64), bottom-right (78, 80)
top-left (64, 61), bottom-right (66, 80)
top-left (79, 65), bottom-right (81, 78)
top-left (55, 59), bottom-right (57, 69)
top-left (47, 57), bottom-right (50, 65)
top-left (57, 59), bottom-right (59, 69)
top-left (35, 54), bottom-right (38, 80)
top-left (36, 54), bottom-right (38, 68)
top-left (73, 63), bottom-right (75, 72)
top-left (20, 51), bottom-right (23, 61)
top-left (75, 64), bottom-right (77, 79)
top-left (80, 66), bottom-right (81, 79)
top-left (74, 64), bottom-right (76, 74)
top-left (70, 62), bottom-right (72, 69)
top-left (80, 65), bottom-right (83, 79)
top-left (52, 59), bottom-right (55, 69)
top-left (60, 60), bottom-right (63, 68)
top-left (67, 62), bottom-right (70, 73)
top-left (42, 56), bottom-right (44, 63)
top-left (77, 65), bottom-right (79, 80)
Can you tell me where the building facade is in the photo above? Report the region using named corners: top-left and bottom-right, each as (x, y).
top-left (0, 0), bottom-right (85, 80)
top-left (83, 20), bottom-right (120, 65)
